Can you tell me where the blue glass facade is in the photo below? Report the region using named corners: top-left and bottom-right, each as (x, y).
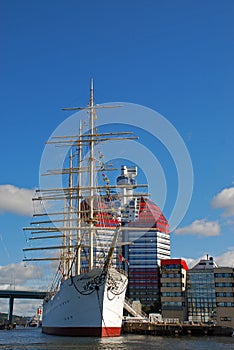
top-left (187, 270), bottom-right (216, 322)
top-left (121, 225), bottom-right (170, 305)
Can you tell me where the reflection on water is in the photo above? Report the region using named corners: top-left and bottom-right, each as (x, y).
top-left (0, 328), bottom-right (233, 350)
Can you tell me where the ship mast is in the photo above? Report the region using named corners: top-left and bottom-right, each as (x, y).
top-left (68, 148), bottom-right (73, 277)
top-left (22, 80), bottom-right (150, 277)
top-left (75, 120), bottom-right (82, 275)
top-left (89, 78), bottom-right (94, 271)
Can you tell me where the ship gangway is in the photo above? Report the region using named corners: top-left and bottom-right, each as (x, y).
top-left (124, 296), bottom-right (148, 320)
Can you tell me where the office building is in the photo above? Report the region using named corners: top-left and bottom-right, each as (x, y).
top-left (187, 256), bottom-right (217, 323)
top-left (117, 166), bottom-right (170, 307)
top-left (160, 259), bottom-right (188, 322)
top-left (214, 266), bottom-right (234, 328)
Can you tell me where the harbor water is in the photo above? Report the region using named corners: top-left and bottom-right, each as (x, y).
top-left (0, 328), bottom-right (233, 350)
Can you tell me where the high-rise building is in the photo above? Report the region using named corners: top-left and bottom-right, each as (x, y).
top-left (117, 166), bottom-right (170, 307)
top-left (82, 165), bottom-right (170, 307)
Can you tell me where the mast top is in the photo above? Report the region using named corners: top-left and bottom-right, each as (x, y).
top-left (90, 78), bottom-right (94, 91)
top-left (90, 78), bottom-right (94, 108)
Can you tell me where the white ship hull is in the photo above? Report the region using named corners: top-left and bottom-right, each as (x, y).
top-left (42, 267), bottom-right (128, 337)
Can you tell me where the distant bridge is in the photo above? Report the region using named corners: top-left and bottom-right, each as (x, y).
top-left (0, 290), bottom-right (47, 324)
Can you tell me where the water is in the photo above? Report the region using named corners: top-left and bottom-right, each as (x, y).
top-left (0, 328), bottom-right (233, 350)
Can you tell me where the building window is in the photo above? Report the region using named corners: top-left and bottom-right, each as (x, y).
top-left (162, 301), bottom-right (183, 307)
top-left (161, 264), bottom-right (182, 270)
top-left (215, 282), bottom-right (233, 287)
top-left (162, 273), bottom-right (181, 278)
top-left (220, 317), bottom-right (232, 321)
top-left (216, 292), bottom-right (234, 297)
top-left (217, 302), bottom-right (234, 307)
top-left (161, 282), bottom-right (182, 287)
top-left (161, 292), bottom-right (183, 297)
top-left (214, 273), bottom-right (233, 278)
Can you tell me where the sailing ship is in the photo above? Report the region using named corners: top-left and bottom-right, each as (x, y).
top-left (23, 80), bottom-right (149, 337)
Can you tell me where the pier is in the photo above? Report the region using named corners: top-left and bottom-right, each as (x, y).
top-left (0, 290), bottom-right (46, 325)
top-left (122, 321), bottom-right (234, 337)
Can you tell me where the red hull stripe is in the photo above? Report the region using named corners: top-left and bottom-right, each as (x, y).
top-left (42, 326), bottom-right (121, 337)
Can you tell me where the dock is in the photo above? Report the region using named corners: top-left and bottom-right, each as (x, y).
top-left (122, 321), bottom-right (234, 337)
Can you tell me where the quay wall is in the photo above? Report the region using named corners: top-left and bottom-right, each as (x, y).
top-left (122, 321), bottom-right (234, 337)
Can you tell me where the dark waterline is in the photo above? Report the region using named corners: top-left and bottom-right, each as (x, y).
top-left (0, 328), bottom-right (233, 350)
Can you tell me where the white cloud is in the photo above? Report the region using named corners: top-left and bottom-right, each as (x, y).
top-left (212, 186), bottom-right (234, 216)
top-left (181, 249), bottom-right (234, 269)
top-left (0, 184), bottom-right (35, 216)
top-left (215, 248), bottom-right (234, 267)
top-left (0, 262), bottom-right (43, 288)
top-left (13, 299), bottom-right (42, 317)
top-left (182, 257), bottom-right (200, 268)
top-left (174, 219), bottom-right (221, 237)
top-left (0, 262), bottom-right (56, 316)
top-left (0, 298), bottom-right (41, 317)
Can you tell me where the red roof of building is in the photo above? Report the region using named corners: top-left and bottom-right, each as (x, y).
top-left (81, 196), bottom-right (170, 232)
top-left (129, 197), bottom-right (170, 234)
top-left (161, 258), bottom-right (188, 271)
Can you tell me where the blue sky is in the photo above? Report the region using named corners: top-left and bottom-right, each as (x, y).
top-left (0, 0), bottom-right (234, 310)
